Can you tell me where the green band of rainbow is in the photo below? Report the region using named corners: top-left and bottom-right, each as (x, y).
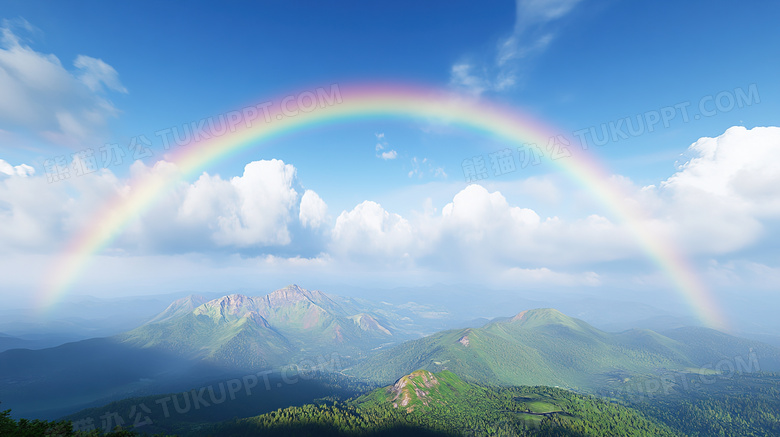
top-left (38, 83), bottom-right (728, 331)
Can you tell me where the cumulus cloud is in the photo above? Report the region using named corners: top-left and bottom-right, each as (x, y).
top-left (435, 184), bottom-right (638, 266)
top-left (636, 126), bottom-right (780, 254)
top-left (441, 184), bottom-right (540, 234)
top-left (299, 189), bottom-right (328, 229)
top-left (327, 184), bottom-right (636, 271)
top-left (331, 201), bottom-right (416, 260)
top-left (324, 184), bottom-right (618, 287)
top-left (178, 159), bottom-right (299, 247)
top-left (0, 157), bottom-right (321, 254)
top-left (3, 126), bottom-right (778, 292)
top-left (0, 19), bottom-right (126, 145)
top-left (663, 126), bottom-right (780, 215)
top-left (0, 159), bottom-right (34, 177)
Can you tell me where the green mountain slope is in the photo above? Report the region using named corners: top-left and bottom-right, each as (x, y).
top-left (360, 369), bottom-right (471, 412)
top-left (347, 308), bottom-right (780, 392)
top-left (198, 369), bottom-right (679, 436)
top-left (0, 285), bottom-right (452, 419)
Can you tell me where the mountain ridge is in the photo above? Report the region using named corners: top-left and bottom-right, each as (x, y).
top-left (348, 308), bottom-right (780, 392)
top-left (121, 284), bottom-right (402, 370)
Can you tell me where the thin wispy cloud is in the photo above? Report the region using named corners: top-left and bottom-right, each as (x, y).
top-left (450, 0), bottom-right (582, 95)
top-left (407, 156), bottom-right (447, 179)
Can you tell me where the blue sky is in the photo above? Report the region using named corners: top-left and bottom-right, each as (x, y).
top-left (1, 1), bottom-right (779, 329)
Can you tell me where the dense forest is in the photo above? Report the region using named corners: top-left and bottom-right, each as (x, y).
top-left (6, 371), bottom-right (780, 436)
top-left (1, 408), bottom-right (166, 437)
top-left (194, 374), bottom-right (680, 437)
top-left (627, 372), bottom-right (780, 437)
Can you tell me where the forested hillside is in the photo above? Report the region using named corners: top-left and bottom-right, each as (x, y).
top-left (197, 370), bottom-right (679, 437)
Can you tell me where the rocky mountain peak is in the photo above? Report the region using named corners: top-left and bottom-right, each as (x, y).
top-left (389, 370), bottom-right (440, 411)
top-left (265, 284), bottom-right (315, 305)
top-left (193, 294), bottom-right (261, 322)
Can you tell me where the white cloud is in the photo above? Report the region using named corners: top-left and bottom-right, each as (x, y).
top-left (178, 159), bottom-right (299, 247)
top-left (321, 183), bottom-right (634, 289)
top-left (449, 63), bottom-right (487, 96)
top-left (0, 19), bottom-right (126, 145)
top-left (374, 132), bottom-right (397, 160)
top-left (450, 0), bottom-right (582, 95)
top-left (517, 0), bottom-right (582, 22)
top-left (331, 201), bottom-right (416, 260)
top-left (408, 156), bottom-right (447, 179)
top-left (380, 150), bottom-right (398, 160)
top-left (74, 55), bottom-right (128, 94)
top-left (299, 189), bottom-right (329, 229)
top-left (0, 159), bottom-right (122, 252)
top-left (327, 184), bottom-right (635, 270)
top-left (0, 157), bottom-right (313, 254)
top-left (632, 126), bottom-right (780, 255)
top-left (663, 126), bottom-right (780, 216)
top-left (435, 184), bottom-right (636, 266)
top-left (3, 126), bottom-right (778, 296)
top-left (0, 159), bottom-right (34, 177)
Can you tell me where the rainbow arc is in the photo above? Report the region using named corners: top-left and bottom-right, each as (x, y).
top-left (39, 84), bottom-right (728, 331)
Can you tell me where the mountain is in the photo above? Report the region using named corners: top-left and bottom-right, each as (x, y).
top-left (0, 292), bottom-right (227, 344)
top-left (377, 369), bottom-right (470, 412)
top-left (0, 285), bottom-right (446, 419)
top-left (347, 308), bottom-right (780, 392)
top-left (146, 294), bottom-right (209, 324)
top-left (121, 285), bottom-right (401, 369)
top-left (1, 285), bottom-right (397, 419)
top-left (43, 370), bottom-right (780, 436)
top-left (195, 369), bottom-right (679, 436)
top-left (0, 333), bottom-right (28, 353)
top-left (7, 298), bottom-right (780, 424)
top-left (0, 337), bottom-right (206, 419)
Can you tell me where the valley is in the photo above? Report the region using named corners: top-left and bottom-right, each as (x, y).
top-left (3, 285), bottom-right (779, 436)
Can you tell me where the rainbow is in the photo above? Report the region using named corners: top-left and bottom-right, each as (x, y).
top-left (39, 83), bottom-right (729, 330)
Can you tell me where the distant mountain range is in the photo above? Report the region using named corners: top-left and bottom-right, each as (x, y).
top-left (346, 308), bottom-right (780, 392)
top-left (3, 286), bottom-right (780, 423)
top-left (0, 291), bottom-right (229, 345)
top-left (121, 285), bottom-right (407, 369)
top-left (0, 333), bottom-right (29, 352)
top-left (0, 285), bottom-right (454, 418)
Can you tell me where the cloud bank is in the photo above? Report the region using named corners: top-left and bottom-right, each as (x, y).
top-left (1, 126), bottom-right (778, 291)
